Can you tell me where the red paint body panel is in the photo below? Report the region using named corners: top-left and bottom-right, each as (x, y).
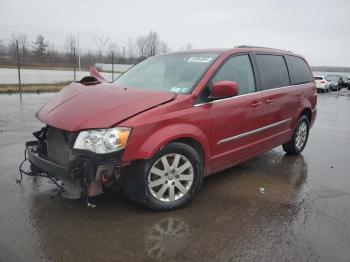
top-left (89, 66), bottom-right (107, 82)
top-left (120, 95), bottom-right (212, 174)
top-left (36, 82), bottom-right (175, 132)
top-left (36, 47), bottom-right (317, 177)
top-left (208, 92), bottom-right (265, 170)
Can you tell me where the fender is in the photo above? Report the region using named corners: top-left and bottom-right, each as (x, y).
top-left (298, 101), bottom-right (312, 120)
top-left (122, 123), bottom-right (211, 171)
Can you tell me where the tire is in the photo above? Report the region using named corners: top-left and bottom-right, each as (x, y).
top-left (282, 115), bottom-right (310, 155)
top-left (124, 142), bottom-right (203, 211)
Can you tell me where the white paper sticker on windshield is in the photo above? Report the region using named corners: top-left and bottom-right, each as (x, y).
top-left (170, 86), bottom-right (182, 93)
top-left (187, 57), bottom-right (213, 63)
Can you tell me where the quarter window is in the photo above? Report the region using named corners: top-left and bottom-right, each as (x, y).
top-left (212, 55), bottom-right (256, 95)
top-left (285, 55), bottom-right (313, 85)
top-left (255, 54), bottom-right (290, 90)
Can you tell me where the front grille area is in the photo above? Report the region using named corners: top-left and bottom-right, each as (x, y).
top-left (47, 127), bottom-right (74, 165)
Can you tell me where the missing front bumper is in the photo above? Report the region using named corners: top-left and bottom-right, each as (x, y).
top-left (28, 146), bottom-right (70, 179)
top-left (24, 134), bottom-right (124, 199)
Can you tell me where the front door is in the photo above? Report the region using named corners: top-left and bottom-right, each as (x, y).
top-left (208, 54), bottom-right (265, 171)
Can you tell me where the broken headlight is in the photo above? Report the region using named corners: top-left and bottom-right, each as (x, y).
top-left (74, 127), bottom-right (131, 154)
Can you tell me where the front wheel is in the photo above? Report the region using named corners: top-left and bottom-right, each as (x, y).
top-left (282, 115), bottom-right (310, 155)
top-left (124, 142), bottom-right (203, 211)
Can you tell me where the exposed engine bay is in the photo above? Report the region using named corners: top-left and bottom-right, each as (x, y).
top-left (19, 126), bottom-right (124, 201)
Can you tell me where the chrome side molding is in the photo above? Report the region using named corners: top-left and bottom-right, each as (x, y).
top-left (217, 118), bottom-right (293, 145)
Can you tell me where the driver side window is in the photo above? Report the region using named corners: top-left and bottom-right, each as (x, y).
top-left (212, 55), bottom-right (256, 95)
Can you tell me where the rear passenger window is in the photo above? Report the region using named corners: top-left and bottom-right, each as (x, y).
top-left (255, 54), bottom-right (290, 90)
top-left (212, 55), bottom-right (255, 95)
top-left (285, 55), bottom-right (313, 85)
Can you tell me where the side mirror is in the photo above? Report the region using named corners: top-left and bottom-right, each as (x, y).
top-left (211, 81), bottom-right (238, 99)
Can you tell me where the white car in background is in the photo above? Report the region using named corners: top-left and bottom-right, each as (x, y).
top-left (314, 76), bottom-right (329, 92)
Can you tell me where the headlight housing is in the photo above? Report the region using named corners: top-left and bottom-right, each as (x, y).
top-left (74, 127), bottom-right (131, 154)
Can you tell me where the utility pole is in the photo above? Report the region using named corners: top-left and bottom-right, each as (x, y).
top-left (77, 33), bottom-right (81, 71)
top-left (112, 51), bottom-right (114, 82)
top-left (73, 47), bottom-right (76, 81)
top-left (15, 40), bottom-right (22, 98)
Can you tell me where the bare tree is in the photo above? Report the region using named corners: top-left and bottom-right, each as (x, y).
top-left (82, 49), bottom-right (96, 67)
top-left (0, 40), bottom-right (7, 56)
top-left (160, 41), bottom-right (169, 54)
top-left (122, 46), bottom-right (126, 58)
top-left (47, 43), bottom-right (57, 56)
top-left (46, 43), bottom-right (57, 64)
top-left (145, 31), bottom-right (160, 57)
top-left (135, 36), bottom-right (148, 60)
top-left (127, 38), bottom-right (135, 62)
top-left (64, 34), bottom-right (77, 56)
top-left (108, 42), bottom-right (117, 54)
top-left (7, 34), bottom-right (28, 57)
top-left (92, 33), bottom-right (110, 60)
top-left (7, 35), bottom-right (17, 57)
top-left (18, 33), bottom-right (28, 56)
top-left (185, 42), bottom-right (193, 50)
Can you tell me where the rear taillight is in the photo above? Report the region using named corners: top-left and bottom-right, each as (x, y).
top-left (320, 80), bottom-right (325, 83)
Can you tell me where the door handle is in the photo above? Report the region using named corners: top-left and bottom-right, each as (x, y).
top-left (251, 101), bottom-right (263, 107)
top-left (265, 98), bottom-right (275, 104)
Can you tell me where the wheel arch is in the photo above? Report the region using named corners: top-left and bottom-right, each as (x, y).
top-left (299, 107), bottom-right (312, 123)
top-left (165, 137), bottom-right (205, 163)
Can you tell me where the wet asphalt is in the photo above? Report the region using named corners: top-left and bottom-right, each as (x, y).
top-left (0, 90), bottom-right (350, 262)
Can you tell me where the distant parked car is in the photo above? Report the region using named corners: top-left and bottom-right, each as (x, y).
top-left (340, 76), bottom-right (348, 89)
top-left (314, 76), bottom-right (329, 92)
top-left (326, 75), bottom-right (342, 91)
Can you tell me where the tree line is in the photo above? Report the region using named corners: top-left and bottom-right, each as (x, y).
top-left (310, 66), bottom-right (350, 73)
top-left (0, 31), bottom-right (193, 69)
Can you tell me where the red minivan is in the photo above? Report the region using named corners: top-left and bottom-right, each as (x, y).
top-left (25, 46), bottom-right (317, 211)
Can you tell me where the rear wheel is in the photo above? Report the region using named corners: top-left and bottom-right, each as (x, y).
top-left (282, 115), bottom-right (310, 155)
top-left (124, 142), bottom-right (203, 211)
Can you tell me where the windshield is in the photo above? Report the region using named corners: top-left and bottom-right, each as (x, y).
top-left (314, 77), bottom-right (323, 80)
top-left (113, 52), bottom-right (220, 94)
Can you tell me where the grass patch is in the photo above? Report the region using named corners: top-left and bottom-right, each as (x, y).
top-left (0, 83), bottom-right (67, 94)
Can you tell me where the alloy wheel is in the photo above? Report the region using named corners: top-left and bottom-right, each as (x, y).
top-left (147, 154), bottom-right (194, 202)
top-left (295, 122), bottom-right (308, 150)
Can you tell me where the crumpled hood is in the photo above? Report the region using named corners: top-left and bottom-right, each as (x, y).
top-left (36, 82), bottom-right (175, 132)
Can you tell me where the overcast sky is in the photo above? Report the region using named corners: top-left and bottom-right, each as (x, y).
top-left (0, 0), bottom-right (349, 66)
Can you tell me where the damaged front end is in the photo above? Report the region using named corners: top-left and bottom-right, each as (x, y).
top-left (21, 126), bottom-right (124, 200)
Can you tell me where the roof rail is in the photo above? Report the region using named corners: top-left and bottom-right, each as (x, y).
top-left (234, 45), bottom-right (291, 52)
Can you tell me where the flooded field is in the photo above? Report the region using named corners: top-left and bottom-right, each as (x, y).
top-left (0, 91), bottom-right (350, 262)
